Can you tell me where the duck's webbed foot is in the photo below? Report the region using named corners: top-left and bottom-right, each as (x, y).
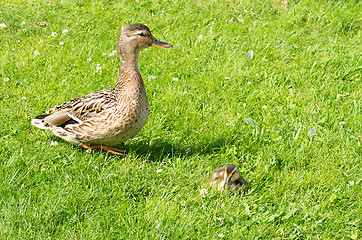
top-left (83, 145), bottom-right (127, 155)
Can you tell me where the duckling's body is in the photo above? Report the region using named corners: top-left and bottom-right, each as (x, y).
top-left (31, 24), bottom-right (171, 154)
top-left (210, 164), bottom-right (246, 191)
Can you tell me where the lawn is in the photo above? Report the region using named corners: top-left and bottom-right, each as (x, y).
top-left (0, 0), bottom-right (361, 239)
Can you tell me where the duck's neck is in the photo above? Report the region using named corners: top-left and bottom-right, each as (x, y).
top-left (114, 48), bottom-right (143, 90)
top-left (119, 47), bottom-right (140, 72)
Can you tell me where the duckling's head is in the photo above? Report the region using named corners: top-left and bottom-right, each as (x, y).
top-left (223, 164), bottom-right (240, 189)
top-left (117, 24), bottom-right (172, 55)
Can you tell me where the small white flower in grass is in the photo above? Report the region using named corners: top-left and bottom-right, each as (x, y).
top-left (19, 209), bottom-right (23, 214)
top-left (22, 29), bottom-right (26, 32)
top-left (109, 50), bottom-right (117, 56)
top-left (150, 75), bottom-right (156, 80)
top-left (0, 23), bottom-right (6, 29)
top-left (51, 32), bottom-right (57, 37)
top-left (312, 111), bottom-right (316, 114)
top-left (244, 118), bottom-right (258, 126)
top-left (262, 105), bottom-right (268, 109)
top-left (65, 175), bottom-right (69, 180)
top-left (351, 234), bottom-right (358, 240)
top-left (4, 77), bottom-right (9, 82)
top-left (50, 141), bottom-right (58, 146)
top-left (156, 169), bottom-right (163, 173)
top-left (226, 121), bottom-right (234, 127)
top-left (38, 39), bottom-right (43, 44)
top-left (17, 40), bottom-right (20, 43)
top-left (225, 76), bottom-right (229, 79)
top-left (21, 21), bottom-right (26, 25)
top-left (59, 41), bottom-right (64, 45)
top-left (256, 73), bottom-right (259, 77)
top-left (21, 96), bottom-right (27, 100)
top-left (103, 53), bottom-right (107, 56)
top-left (216, 217), bottom-right (222, 221)
top-left (198, 34), bottom-right (203, 39)
top-left (11, 48), bottom-right (15, 51)
top-left (62, 79), bottom-right (66, 82)
top-left (247, 81), bottom-right (252, 85)
top-left (34, 51), bottom-right (40, 56)
top-left (339, 121), bottom-right (346, 125)
top-left (199, 188), bottom-right (208, 197)
top-left (172, 77), bottom-right (179, 81)
top-left (181, 203), bottom-right (186, 207)
top-left (195, 58), bottom-right (199, 60)
top-left (41, 168), bottom-right (46, 172)
top-left (218, 233), bottom-right (225, 238)
top-left (246, 50), bottom-right (254, 59)
top-left (86, 149), bottom-right (92, 153)
top-left (308, 127), bottom-right (317, 137)
top-left (96, 64), bottom-right (102, 72)
top-left (87, 58), bottom-right (92, 62)
top-left (62, 29), bottom-right (68, 35)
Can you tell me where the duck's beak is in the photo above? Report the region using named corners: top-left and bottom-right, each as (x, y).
top-left (151, 36), bottom-right (172, 48)
top-left (223, 178), bottom-right (232, 189)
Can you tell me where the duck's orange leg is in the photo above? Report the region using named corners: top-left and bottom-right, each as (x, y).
top-left (83, 145), bottom-right (126, 155)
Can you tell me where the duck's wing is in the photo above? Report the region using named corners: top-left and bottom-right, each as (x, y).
top-left (49, 88), bottom-right (116, 120)
top-left (32, 89), bottom-right (116, 129)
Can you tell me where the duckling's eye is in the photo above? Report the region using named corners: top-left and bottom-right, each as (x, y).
top-left (138, 32), bottom-right (146, 37)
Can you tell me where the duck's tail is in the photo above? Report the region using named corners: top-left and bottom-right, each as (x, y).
top-left (31, 111), bottom-right (73, 129)
top-left (31, 114), bottom-right (52, 129)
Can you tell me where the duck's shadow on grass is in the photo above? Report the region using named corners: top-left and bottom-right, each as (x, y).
top-left (126, 136), bottom-right (239, 162)
top-left (50, 133), bottom-right (247, 163)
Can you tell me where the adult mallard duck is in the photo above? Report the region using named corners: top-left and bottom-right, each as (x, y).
top-left (31, 24), bottom-right (172, 155)
top-left (210, 164), bottom-right (246, 191)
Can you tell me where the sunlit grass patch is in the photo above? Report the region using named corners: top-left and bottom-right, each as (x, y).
top-left (0, 0), bottom-right (361, 239)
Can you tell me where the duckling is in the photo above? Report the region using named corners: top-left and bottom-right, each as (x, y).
top-left (31, 24), bottom-right (172, 155)
top-left (210, 164), bottom-right (246, 191)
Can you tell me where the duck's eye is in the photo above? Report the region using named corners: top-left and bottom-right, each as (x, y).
top-left (138, 32), bottom-right (146, 37)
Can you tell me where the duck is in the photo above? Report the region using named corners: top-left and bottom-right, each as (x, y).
top-left (210, 164), bottom-right (246, 191)
top-left (31, 24), bottom-right (172, 155)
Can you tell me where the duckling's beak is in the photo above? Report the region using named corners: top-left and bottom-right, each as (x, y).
top-left (151, 36), bottom-right (172, 48)
top-left (223, 178), bottom-right (232, 189)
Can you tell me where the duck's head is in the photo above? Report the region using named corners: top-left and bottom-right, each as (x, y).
top-left (117, 24), bottom-right (172, 54)
top-left (223, 164), bottom-right (240, 189)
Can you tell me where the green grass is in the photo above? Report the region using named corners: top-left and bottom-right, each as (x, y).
top-left (1, 0), bottom-right (361, 238)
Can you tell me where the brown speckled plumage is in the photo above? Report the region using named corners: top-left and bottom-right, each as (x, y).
top-left (32, 24), bottom-right (172, 149)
